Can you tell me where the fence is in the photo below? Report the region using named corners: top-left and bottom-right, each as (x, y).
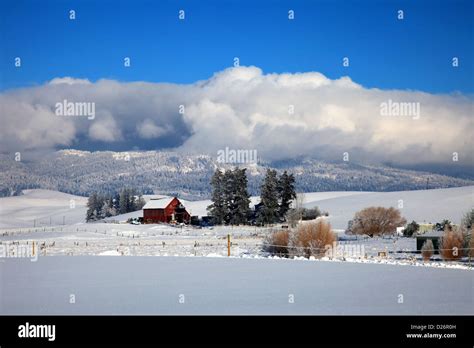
top-left (1, 238), bottom-right (473, 266)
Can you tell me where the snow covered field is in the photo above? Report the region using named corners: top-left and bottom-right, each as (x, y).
top-left (0, 189), bottom-right (88, 229)
top-left (1, 256), bottom-right (472, 315)
top-left (1, 186), bottom-right (472, 230)
top-left (0, 186), bottom-right (472, 261)
top-left (0, 221), bottom-right (463, 264)
top-left (1, 187), bottom-right (472, 315)
top-left (303, 186), bottom-right (474, 229)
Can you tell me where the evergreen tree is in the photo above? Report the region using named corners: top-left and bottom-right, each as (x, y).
top-left (119, 189), bottom-right (129, 214)
top-left (86, 188), bottom-right (145, 222)
top-left (86, 192), bottom-right (98, 222)
top-left (101, 198), bottom-right (116, 218)
top-left (95, 193), bottom-right (105, 219)
top-left (86, 192), bottom-right (105, 221)
top-left (207, 168), bottom-right (251, 225)
top-left (128, 189), bottom-right (136, 212)
top-left (92, 209), bottom-right (99, 221)
top-left (278, 171), bottom-right (296, 219)
top-left (113, 193), bottom-right (120, 211)
top-left (258, 169), bottom-right (280, 225)
top-left (207, 169), bottom-right (226, 224)
top-left (136, 195), bottom-right (146, 210)
top-left (222, 170), bottom-right (235, 224)
top-left (230, 168), bottom-right (251, 225)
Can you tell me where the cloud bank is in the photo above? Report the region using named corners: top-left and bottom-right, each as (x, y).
top-left (0, 66), bottom-right (472, 166)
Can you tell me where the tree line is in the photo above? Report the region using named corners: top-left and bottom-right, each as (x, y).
top-left (86, 188), bottom-right (146, 222)
top-left (207, 168), bottom-right (296, 225)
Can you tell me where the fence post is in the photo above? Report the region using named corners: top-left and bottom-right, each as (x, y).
top-left (227, 234), bottom-right (231, 257)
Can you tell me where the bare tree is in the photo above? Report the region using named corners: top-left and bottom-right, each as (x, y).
top-left (421, 239), bottom-right (434, 261)
top-left (263, 230), bottom-right (290, 257)
top-left (289, 219), bottom-right (336, 258)
top-left (348, 207), bottom-right (406, 237)
top-left (286, 193), bottom-right (306, 227)
top-left (439, 227), bottom-right (464, 261)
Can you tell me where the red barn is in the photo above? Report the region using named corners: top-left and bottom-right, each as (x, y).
top-left (143, 197), bottom-right (190, 224)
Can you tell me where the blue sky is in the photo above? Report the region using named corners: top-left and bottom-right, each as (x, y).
top-left (1, 0), bottom-right (472, 93)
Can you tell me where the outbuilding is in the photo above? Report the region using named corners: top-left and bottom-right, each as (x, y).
top-left (416, 230), bottom-right (443, 254)
top-left (143, 197), bottom-right (190, 224)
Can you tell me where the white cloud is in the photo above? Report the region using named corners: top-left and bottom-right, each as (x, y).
top-left (0, 66), bottom-right (472, 167)
top-left (0, 95), bottom-right (76, 150)
top-left (136, 119), bottom-right (171, 139)
top-left (88, 113), bottom-right (122, 142)
top-left (49, 77), bottom-right (91, 85)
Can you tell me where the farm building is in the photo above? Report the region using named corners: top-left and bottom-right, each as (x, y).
top-left (416, 230), bottom-right (443, 254)
top-left (143, 197), bottom-right (190, 224)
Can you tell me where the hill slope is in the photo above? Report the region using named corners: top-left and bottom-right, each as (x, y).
top-left (0, 150), bottom-right (472, 199)
top-left (2, 186), bottom-right (471, 229)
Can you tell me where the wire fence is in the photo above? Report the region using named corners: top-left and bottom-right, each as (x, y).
top-left (1, 226), bottom-right (473, 265)
top-left (1, 238), bottom-right (473, 263)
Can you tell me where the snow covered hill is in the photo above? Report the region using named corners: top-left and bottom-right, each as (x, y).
top-left (303, 186), bottom-right (474, 229)
top-left (0, 186), bottom-right (472, 229)
top-left (1, 150), bottom-right (473, 199)
top-left (0, 189), bottom-right (87, 229)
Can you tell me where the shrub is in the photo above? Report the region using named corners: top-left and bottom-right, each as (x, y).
top-left (439, 228), bottom-right (464, 261)
top-left (289, 219), bottom-right (336, 258)
top-left (462, 227), bottom-right (473, 258)
top-left (421, 239), bottom-right (434, 261)
top-left (302, 207), bottom-right (322, 220)
top-left (263, 230), bottom-right (290, 257)
top-left (285, 207), bottom-right (322, 227)
top-left (286, 209), bottom-right (301, 228)
top-left (461, 209), bottom-right (474, 230)
top-left (403, 220), bottom-right (419, 237)
top-left (347, 207), bottom-right (407, 237)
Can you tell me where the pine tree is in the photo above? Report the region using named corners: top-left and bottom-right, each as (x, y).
top-left (222, 170), bottom-right (235, 224)
top-left (113, 193), bottom-right (120, 211)
top-left (128, 189), bottom-right (135, 212)
top-left (258, 169), bottom-right (280, 225)
top-left (207, 169), bottom-right (226, 224)
top-left (86, 192), bottom-right (98, 222)
top-left (119, 189), bottom-right (129, 214)
top-left (102, 198), bottom-right (115, 218)
top-left (278, 171), bottom-right (296, 219)
top-left (208, 168), bottom-right (251, 225)
top-left (95, 193), bottom-right (105, 219)
top-left (136, 195), bottom-right (146, 210)
top-left (230, 168), bottom-right (251, 225)
top-left (86, 192), bottom-right (105, 221)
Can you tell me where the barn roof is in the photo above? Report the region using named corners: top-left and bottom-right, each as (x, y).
top-left (143, 197), bottom-right (174, 209)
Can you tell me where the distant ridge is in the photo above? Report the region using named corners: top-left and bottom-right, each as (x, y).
top-left (0, 150), bottom-right (472, 200)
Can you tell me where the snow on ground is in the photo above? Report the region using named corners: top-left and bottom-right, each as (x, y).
top-left (0, 189), bottom-right (88, 229)
top-left (103, 185), bottom-right (474, 228)
top-left (1, 187), bottom-right (472, 315)
top-left (1, 256), bottom-right (472, 315)
top-left (304, 186), bottom-right (474, 229)
top-left (0, 186), bottom-right (472, 269)
top-left (0, 222), bottom-right (472, 270)
top-left (0, 186), bottom-right (472, 264)
top-left (1, 186), bottom-right (472, 229)
top-left (0, 222), bottom-right (271, 258)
